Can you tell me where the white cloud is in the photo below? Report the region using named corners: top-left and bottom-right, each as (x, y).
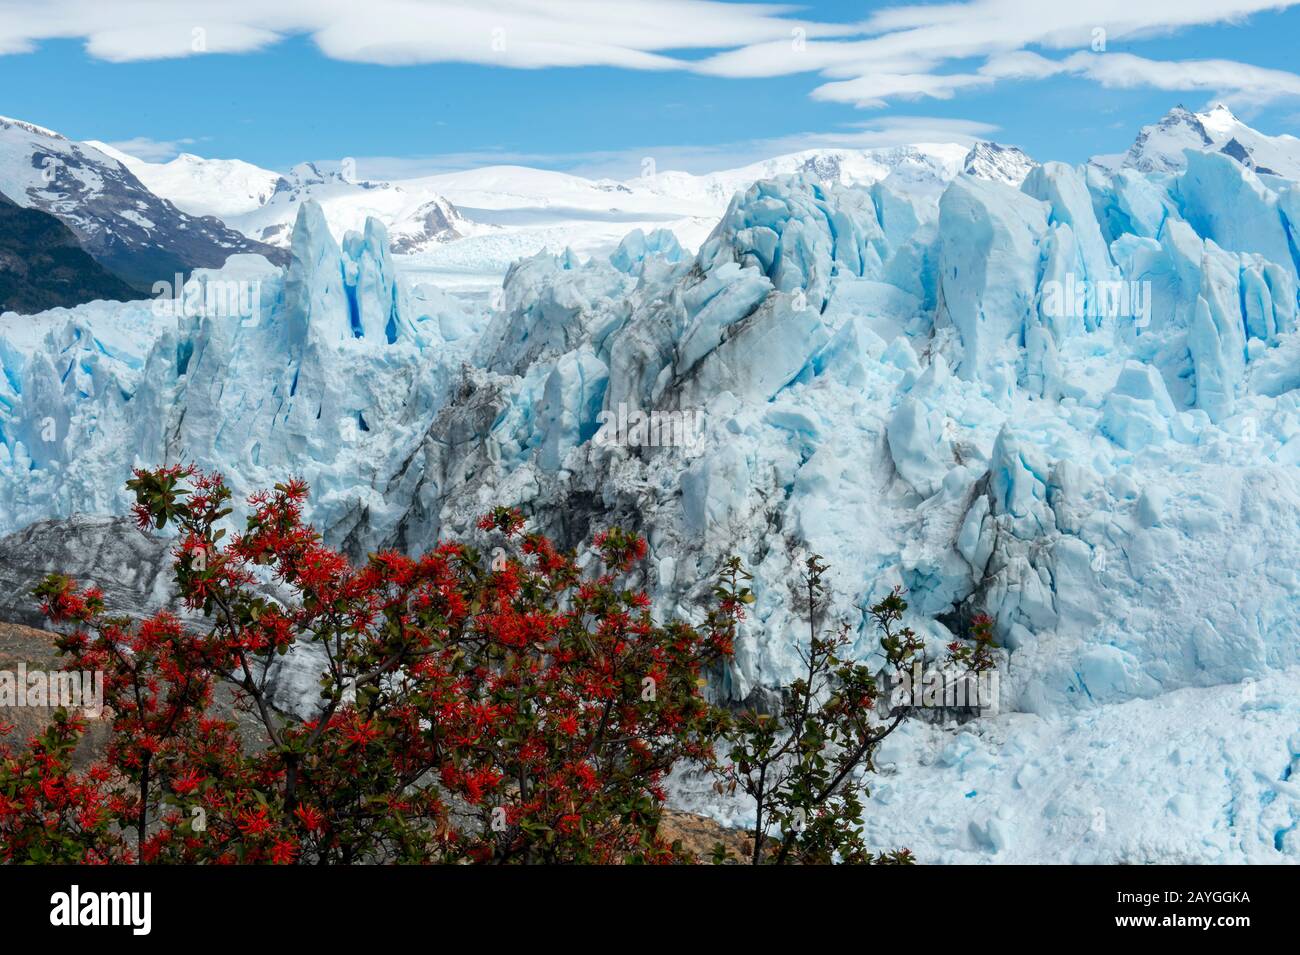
top-left (1070, 52), bottom-right (1300, 102)
top-left (694, 0), bottom-right (1300, 108)
top-left (0, 0), bottom-right (851, 67)
top-left (697, 0), bottom-right (1298, 78)
top-left (783, 115), bottom-right (1001, 148)
top-left (2, 0), bottom-right (1297, 110)
top-left (92, 135), bottom-right (198, 162)
top-left (982, 50), bottom-right (1300, 105)
top-left (810, 72), bottom-right (993, 108)
top-left (978, 51), bottom-right (1068, 82)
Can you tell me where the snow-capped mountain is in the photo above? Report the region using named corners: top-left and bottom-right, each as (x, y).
top-left (961, 141), bottom-right (1038, 186)
top-left (637, 143), bottom-right (975, 207)
top-left (0, 116), bottom-right (286, 290)
top-left (224, 161), bottom-right (471, 253)
top-left (86, 141), bottom-right (284, 220)
top-left (6, 106), bottom-right (1300, 862)
top-left (87, 149), bottom-right (473, 254)
top-left (1101, 103), bottom-right (1300, 179)
top-left (96, 140), bottom-right (1027, 289)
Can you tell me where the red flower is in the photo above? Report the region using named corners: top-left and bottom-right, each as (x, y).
top-left (171, 769), bottom-right (203, 796)
top-left (463, 767), bottom-right (503, 804)
top-left (294, 805), bottom-right (324, 832)
top-left (269, 838), bottom-right (299, 865)
top-left (237, 806), bottom-right (272, 837)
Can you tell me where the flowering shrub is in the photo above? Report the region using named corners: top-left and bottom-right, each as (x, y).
top-left (1, 467), bottom-right (989, 865)
top-left (1, 466), bottom-right (735, 864)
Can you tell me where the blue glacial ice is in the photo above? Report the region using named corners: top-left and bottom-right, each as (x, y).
top-left (5, 145), bottom-right (1300, 862)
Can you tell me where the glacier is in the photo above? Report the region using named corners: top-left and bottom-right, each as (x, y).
top-left (4, 130), bottom-right (1300, 863)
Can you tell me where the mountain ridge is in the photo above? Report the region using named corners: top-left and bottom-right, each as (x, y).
top-left (0, 116), bottom-right (288, 291)
top-left (88, 138), bottom-right (1039, 261)
top-left (1095, 102), bottom-right (1300, 180)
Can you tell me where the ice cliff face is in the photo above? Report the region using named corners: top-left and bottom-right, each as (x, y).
top-left (0, 200), bottom-right (486, 547)
top-left (5, 128), bottom-right (1300, 862)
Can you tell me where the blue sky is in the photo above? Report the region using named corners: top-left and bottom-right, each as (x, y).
top-left (2, 0), bottom-right (1300, 178)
